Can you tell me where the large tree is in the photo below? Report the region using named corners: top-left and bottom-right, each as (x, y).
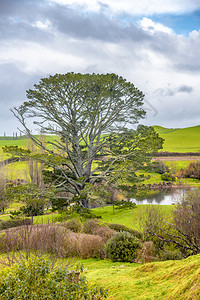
top-left (11, 73), bottom-right (163, 208)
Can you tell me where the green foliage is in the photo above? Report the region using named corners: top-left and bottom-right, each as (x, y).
top-left (64, 219), bottom-right (82, 233)
top-left (114, 200), bottom-right (136, 210)
top-left (161, 172), bottom-right (176, 181)
top-left (0, 255), bottom-right (108, 299)
top-left (159, 249), bottom-right (182, 261)
top-left (105, 231), bottom-right (142, 262)
top-left (106, 223), bottom-right (142, 239)
top-left (152, 161), bottom-right (169, 174)
top-left (83, 219), bottom-right (102, 234)
top-left (5, 183), bottom-right (55, 217)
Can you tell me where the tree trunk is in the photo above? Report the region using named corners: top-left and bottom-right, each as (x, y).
top-left (81, 197), bottom-right (89, 209)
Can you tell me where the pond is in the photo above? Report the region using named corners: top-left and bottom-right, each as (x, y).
top-left (131, 188), bottom-right (191, 205)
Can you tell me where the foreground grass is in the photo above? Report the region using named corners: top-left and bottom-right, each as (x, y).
top-left (80, 255), bottom-right (200, 299)
top-left (0, 253), bottom-right (199, 299)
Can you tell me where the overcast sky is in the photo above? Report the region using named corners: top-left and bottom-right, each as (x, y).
top-left (1, 0), bottom-right (200, 135)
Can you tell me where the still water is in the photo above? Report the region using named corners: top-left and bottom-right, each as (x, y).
top-left (132, 188), bottom-right (191, 205)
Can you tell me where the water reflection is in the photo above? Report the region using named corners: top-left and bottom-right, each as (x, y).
top-left (132, 188), bottom-right (190, 205)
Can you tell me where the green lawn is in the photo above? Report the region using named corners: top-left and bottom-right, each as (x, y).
top-left (93, 205), bottom-right (173, 230)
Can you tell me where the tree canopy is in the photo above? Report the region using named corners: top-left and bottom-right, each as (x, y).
top-left (11, 73), bottom-right (163, 208)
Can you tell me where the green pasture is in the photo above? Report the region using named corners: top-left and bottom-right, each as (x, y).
top-left (1, 125), bottom-right (200, 156)
top-left (92, 205), bottom-right (173, 230)
top-left (154, 125), bottom-right (200, 152)
top-left (0, 135), bottom-right (59, 159)
top-left (0, 204), bottom-right (173, 229)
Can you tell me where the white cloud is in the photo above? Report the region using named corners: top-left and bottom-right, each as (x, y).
top-left (49, 0), bottom-right (200, 15)
top-left (139, 17), bottom-right (173, 34)
top-left (0, 40), bottom-right (87, 74)
top-left (33, 20), bottom-right (52, 31)
top-left (1, 0), bottom-right (200, 133)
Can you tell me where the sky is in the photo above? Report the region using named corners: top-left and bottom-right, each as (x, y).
top-left (1, 0), bottom-right (200, 135)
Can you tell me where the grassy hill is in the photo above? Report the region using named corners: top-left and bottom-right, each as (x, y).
top-left (1, 125), bottom-right (200, 154)
top-left (82, 254), bottom-right (200, 299)
top-left (154, 125), bottom-right (200, 153)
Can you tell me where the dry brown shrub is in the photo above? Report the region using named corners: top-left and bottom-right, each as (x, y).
top-left (0, 223), bottom-right (69, 264)
top-left (0, 223), bottom-right (106, 266)
top-left (63, 232), bottom-right (80, 257)
top-left (28, 224), bottom-right (69, 257)
top-left (137, 241), bottom-right (156, 264)
top-left (93, 226), bottom-right (115, 242)
top-left (77, 233), bottom-right (104, 259)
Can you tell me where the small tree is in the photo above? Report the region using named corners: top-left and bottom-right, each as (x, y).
top-left (183, 161), bottom-right (200, 179)
top-left (10, 73), bottom-right (163, 208)
top-left (5, 183), bottom-right (55, 222)
top-left (143, 190), bottom-right (200, 257)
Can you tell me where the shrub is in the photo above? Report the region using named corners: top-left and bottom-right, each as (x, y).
top-left (93, 226), bottom-right (115, 243)
top-left (83, 219), bottom-right (102, 234)
top-left (0, 224), bottom-right (69, 260)
top-left (106, 223), bottom-right (142, 239)
top-left (137, 241), bottom-right (156, 263)
top-left (0, 224), bottom-right (105, 260)
top-left (0, 218), bottom-right (32, 230)
top-left (159, 249), bottom-right (182, 261)
top-left (64, 219), bottom-right (82, 233)
top-left (77, 233), bottom-right (104, 259)
top-left (183, 161), bottom-right (200, 179)
top-left (105, 231), bottom-right (142, 262)
top-left (53, 213), bottom-right (69, 222)
top-left (153, 161), bottom-right (169, 174)
top-left (0, 255), bottom-right (108, 299)
top-left (161, 172), bottom-right (176, 181)
top-left (114, 200), bottom-right (136, 210)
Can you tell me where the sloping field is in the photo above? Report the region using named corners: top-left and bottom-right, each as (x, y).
top-left (83, 254), bottom-right (200, 299)
top-left (154, 125), bottom-right (200, 153)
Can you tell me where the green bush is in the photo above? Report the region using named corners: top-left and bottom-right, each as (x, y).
top-left (159, 249), bottom-right (182, 261)
top-left (53, 213), bottom-right (69, 223)
top-left (0, 218), bottom-right (32, 230)
top-left (161, 172), bottom-right (176, 181)
top-left (152, 161), bottom-right (169, 174)
top-left (105, 231), bottom-right (142, 262)
top-left (106, 223), bottom-right (142, 239)
top-left (114, 200), bottom-right (136, 210)
top-left (0, 255), bottom-right (108, 299)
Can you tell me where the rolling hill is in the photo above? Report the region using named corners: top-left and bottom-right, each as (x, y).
top-left (153, 125), bottom-right (200, 153)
